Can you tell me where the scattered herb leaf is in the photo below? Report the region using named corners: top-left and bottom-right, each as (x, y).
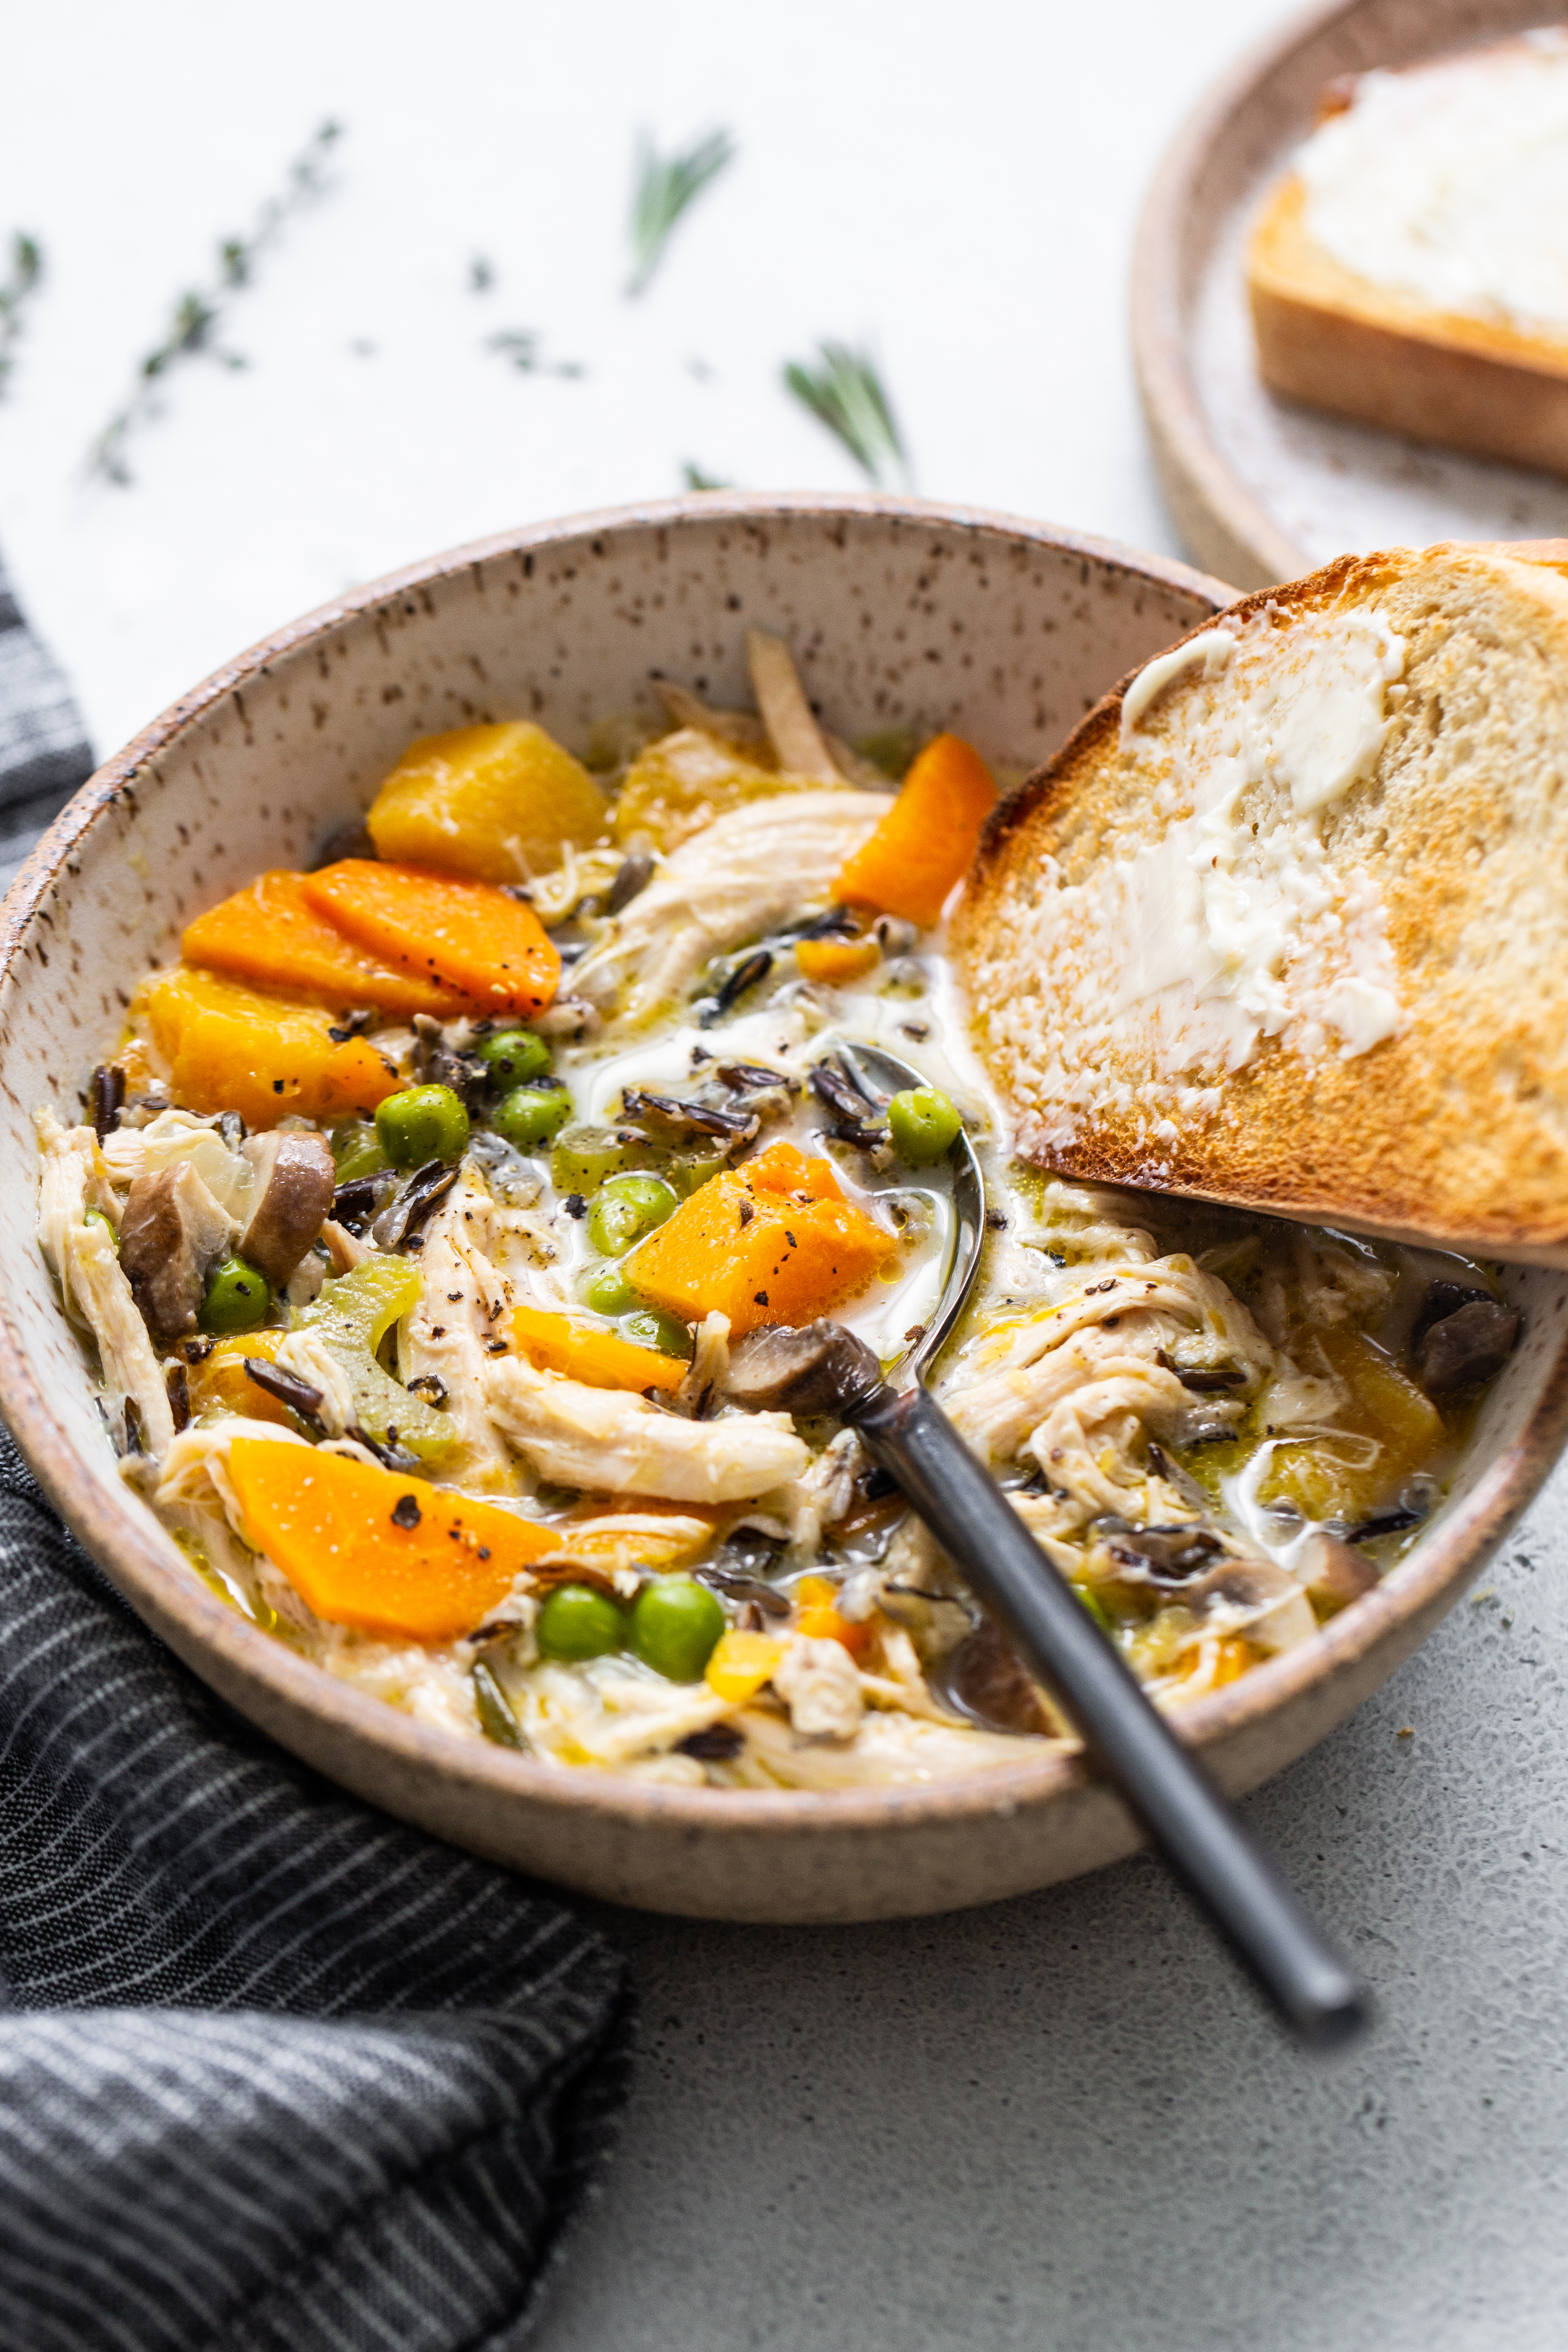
top-left (627, 127), bottom-right (735, 298)
top-left (0, 232), bottom-right (42, 401)
top-left (681, 460), bottom-right (729, 492)
top-left (87, 120), bottom-right (343, 485)
top-left (487, 328), bottom-right (586, 379)
top-left (469, 253), bottom-right (495, 294)
top-left (783, 340), bottom-right (909, 487)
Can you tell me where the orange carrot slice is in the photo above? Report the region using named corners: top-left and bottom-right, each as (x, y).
top-left (183, 870), bottom-right (468, 1017)
top-left (625, 1140), bottom-right (891, 1339)
top-left (227, 1438), bottom-right (557, 1642)
top-left (301, 860), bottom-right (560, 1017)
top-left (510, 1304), bottom-right (688, 1394)
top-left (834, 732), bottom-right (996, 927)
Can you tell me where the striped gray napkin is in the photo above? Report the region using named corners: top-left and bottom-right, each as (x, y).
top-left (0, 552), bottom-right (93, 893)
top-left (0, 572), bottom-right (632, 2348)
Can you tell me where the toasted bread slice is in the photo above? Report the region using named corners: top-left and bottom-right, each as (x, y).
top-left (1249, 40), bottom-right (1568, 476)
top-left (952, 542), bottom-right (1568, 1265)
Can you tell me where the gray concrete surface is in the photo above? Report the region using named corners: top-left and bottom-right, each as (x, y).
top-left (537, 1460), bottom-right (1568, 2352)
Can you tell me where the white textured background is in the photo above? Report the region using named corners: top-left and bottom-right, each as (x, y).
top-left (4, 5), bottom-right (1566, 2347)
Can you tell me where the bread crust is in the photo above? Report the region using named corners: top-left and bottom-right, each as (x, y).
top-left (954, 544), bottom-right (1568, 1265)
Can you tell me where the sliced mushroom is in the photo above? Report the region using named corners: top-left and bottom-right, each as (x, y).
top-left (724, 1320), bottom-right (882, 1417)
top-left (1295, 1531), bottom-right (1379, 1616)
top-left (937, 1621), bottom-right (1052, 1736)
top-left (1099, 1522), bottom-right (1225, 1584)
top-left (118, 1161), bottom-right (237, 1343)
top-left (1177, 1556), bottom-right (1318, 1653)
top-left (1414, 1299), bottom-right (1520, 1399)
top-left (236, 1130), bottom-right (336, 1286)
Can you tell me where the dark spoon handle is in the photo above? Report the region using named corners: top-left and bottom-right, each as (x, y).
top-left (849, 1381), bottom-right (1370, 2050)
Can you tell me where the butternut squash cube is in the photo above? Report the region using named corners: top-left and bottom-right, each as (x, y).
top-left (835, 731), bottom-right (996, 927)
top-left (137, 966), bottom-right (399, 1131)
top-left (510, 1303), bottom-right (688, 1394)
top-left (625, 1140), bottom-right (892, 1339)
top-left (366, 721), bottom-right (608, 884)
top-left (227, 1438), bottom-right (558, 1642)
top-left (1259, 1325), bottom-right (1443, 1525)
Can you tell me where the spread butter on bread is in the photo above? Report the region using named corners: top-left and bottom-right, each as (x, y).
top-left (952, 541), bottom-right (1568, 1264)
top-left (1250, 33), bottom-right (1568, 475)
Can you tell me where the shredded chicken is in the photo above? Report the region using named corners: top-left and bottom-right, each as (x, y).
top-left (485, 1354), bottom-right (808, 1502)
top-left (398, 1184), bottom-right (520, 1493)
top-left (532, 1511), bottom-right (712, 1594)
top-left (573, 789), bottom-right (890, 1020)
top-left (941, 1254), bottom-right (1277, 1475)
top-left (37, 1114), bottom-right (175, 1455)
top-left (680, 1309), bottom-right (731, 1414)
top-left (746, 629), bottom-right (842, 782)
top-left (730, 1705), bottom-right (1041, 1788)
top-left (773, 1635), bottom-right (864, 1740)
top-left (101, 1107), bottom-right (251, 1216)
top-left (756, 1427), bottom-right (864, 1558)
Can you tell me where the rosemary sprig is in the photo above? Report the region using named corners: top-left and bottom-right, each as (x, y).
top-left (627, 127), bottom-right (735, 298)
top-left (681, 461), bottom-right (729, 492)
top-left (0, 232), bottom-right (42, 400)
top-left (487, 328), bottom-right (586, 379)
top-left (86, 120), bottom-right (343, 485)
top-left (783, 340), bottom-right (910, 487)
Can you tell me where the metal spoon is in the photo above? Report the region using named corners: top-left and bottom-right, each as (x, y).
top-left (741, 1040), bottom-right (1368, 2050)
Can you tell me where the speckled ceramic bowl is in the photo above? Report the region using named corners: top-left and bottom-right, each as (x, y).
top-left (3, 493), bottom-right (1565, 1923)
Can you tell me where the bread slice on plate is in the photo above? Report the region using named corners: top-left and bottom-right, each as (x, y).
top-left (1249, 35), bottom-right (1568, 476)
top-left (952, 541), bottom-right (1568, 1265)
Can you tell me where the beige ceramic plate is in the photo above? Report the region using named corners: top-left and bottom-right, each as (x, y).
top-left (1135, 0), bottom-right (1568, 589)
top-left (2, 492), bottom-right (1564, 1923)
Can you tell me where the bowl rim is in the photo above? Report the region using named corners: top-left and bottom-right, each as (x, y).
top-left (3, 488), bottom-right (1564, 1840)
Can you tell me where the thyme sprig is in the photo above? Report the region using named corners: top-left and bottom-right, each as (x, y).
top-left (0, 232), bottom-right (42, 400)
top-left (487, 329), bottom-right (586, 379)
top-left (783, 341), bottom-right (910, 487)
top-left (87, 120), bottom-right (343, 485)
top-left (627, 128), bottom-right (735, 298)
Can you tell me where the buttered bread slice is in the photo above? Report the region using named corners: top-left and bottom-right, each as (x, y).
top-left (952, 541), bottom-right (1568, 1263)
top-left (1250, 36), bottom-right (1568, 475)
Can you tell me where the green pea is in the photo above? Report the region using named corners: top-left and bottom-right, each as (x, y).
top-left (199, 1254), bottom-right (271, 1335)
top-left (474, 1027), bottom-right (552, 1087)
top-left (551, 1123), bottom-right (661, 1194)
top-left (579, 1263), bottom-right (640, 1317)
top-left (887, 1085), bottom-right (963, 1165)
top-left (492, 1082), bottom-right (573, 1150)
top-left (621, 1307), bottom-right (693, 1361)
top-left (330, 1119), bottom-right (388, 1183)
top-left (83, 1207), bottom-right (118, 1248)
top-left (588, 1174), bottom-right (678, 1257)
top-left (629, 1575), bottom-right (725, 1682)
top-left (375, 1083), bottom-right (470, 1169)
top-left (538, 1583), bottom-right (626, 1661)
